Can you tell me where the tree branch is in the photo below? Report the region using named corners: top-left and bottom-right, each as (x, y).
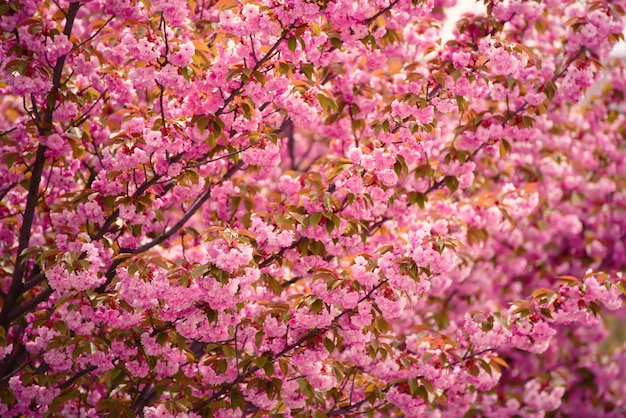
top-left (0, 1), bottom-right (81, 329)
top-left (365, 0), bottom-right (401, 25)
top-left (71, 14), bottom-right (115, 52)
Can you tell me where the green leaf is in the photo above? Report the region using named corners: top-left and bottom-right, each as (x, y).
top-left (544, 80), bottom-right (557, 101)
top-left (255, 356), bottom-right (268, 368)
top-left (478, 358), bottom-right (492, 376)
top-left (332, 214), bottom-right (341, 230)
top-left (156, 331), bottom-right (168, 345)
top-left (231, 390), bottom-right (245, 410)
top-left (253, 70), bottom-right (266, 86)
top-left (240, 68), bottom-right (252, 83)
top-left (101, 195), bottom-right (115, 209)
top-left (288, 36), bottom-right (297, 52)
top-left (111, 367), bottom-right (122, 380)
top-left (309, 212), bottom-right (322, 227)
top-left (53, 321), bottom-right (68, 334)
top-left (468, 364), bottom-right (480, 376)
top-left (481, 316), bottom-right (494, 332)
top-left (522, 115), bottom-right (534, 128)
top-left (263, 361), bottom-right (274, 377)
top-left (311, 298), bottom-right (324, 314)
top-left (50, 389), bottom-right (80, 412)
top-left (311, 22), bottom-right (321, 36)
top-left (455, 95), bottom-right (467, 112)
top-left (317, 94), bottom-right (329, 111)
top-left (326, 217), bottom-right (334, 234)
top-left (415, 384), bottom-right (429, 402)
top-left (278, 62), bottom-right (291, 75)
top-left (464, 409), bottom-right (483, 418)
top-left (444, 176), bottom-right (459, 194)
top-left (5, 152), bottom-right (18, 168)
top-left (298, 377), bottom-right (314, 399)
top-left (213, 117), bottom-right (225, 136)
top-left (241, 101), bottom-right (253, 119)
top-left (127, 263), bottom-right (138, 277)
top-left (323, 337), bottom-right (335, 354)
top-left (191, 264), bottom-right (209, 278)
top-left (279, 358), bottom-right (290, 376)
top-left (329, 36), bottom-right (342, 49)
top-left (408, 191), bottom-right (427, 209)
top-left (499, 139), bottom-right (511, 157)
top-left (222, 344), bottom-right (235, 357)
top-left (301, 63), bottom-right (314, 80)
top-left (196, 116), bottom-right (209, 132)
top-left (615, 282), bottom-right (626, 297)
top-left (267, 276), bottom-right (283, 296)
top-left (378, 317), bottom-right (389, 333)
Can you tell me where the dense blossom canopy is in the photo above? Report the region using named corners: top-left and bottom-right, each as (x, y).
top-left (1, 0), bottom-right (626, 416)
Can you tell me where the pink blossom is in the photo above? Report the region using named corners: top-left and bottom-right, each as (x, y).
top-left (204, 238), bottom-right (253, 273)
top-left (523, 379), bottom-right (565, 412)
top-left (241, 141), bottom-right (281, 167)
top-left (170, 41), bottom-right (195, 66)
top-left (584, 276), bottom-right (623, 311)
top-left (2, 1), bottom-right (626, 415)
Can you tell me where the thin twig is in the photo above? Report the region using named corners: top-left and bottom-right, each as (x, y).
top-left (71, 15), bottom-right (115, 51)
top-left (365, 0), bottom-right (401, 25)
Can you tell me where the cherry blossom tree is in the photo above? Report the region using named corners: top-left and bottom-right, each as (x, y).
top-left (1, 0), bottom-right (626, 416)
